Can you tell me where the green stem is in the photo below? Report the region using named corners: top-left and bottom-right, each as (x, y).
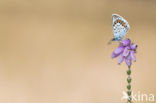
top-left (127, 66), bottom-right (132, 103)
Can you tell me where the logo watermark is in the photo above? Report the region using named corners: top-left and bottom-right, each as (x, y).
top-left (121, 91), bottom-right (155, 102)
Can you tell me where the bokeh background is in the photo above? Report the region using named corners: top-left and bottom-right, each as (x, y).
top-left (0, 0), bottom-right (156, 103)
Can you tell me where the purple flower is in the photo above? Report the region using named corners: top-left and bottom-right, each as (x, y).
top-left (125, 54), bottom-right (132, 67)
top-left (130, 51), bottom-right (136, 62)
top-left (121, 39), bottom-right (131, 46)
top-left (112, 52), bottom-right (120, 58)
top-left (111, 38), bottom-right (137, 67)
top-left (131, 43), bottom-right (137, 50)
top-left (123, 46), bottom-right (130, 57)
top-left (114, 46), bottom-right (124, 55)
top-left (118, 54), bottom-right (124, 64)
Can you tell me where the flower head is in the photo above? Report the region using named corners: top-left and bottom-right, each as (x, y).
top-left (111, 38), bottom-right (137, 68)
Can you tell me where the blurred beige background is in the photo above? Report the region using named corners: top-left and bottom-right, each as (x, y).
top-left (0, 0), bottom-right (156, 103)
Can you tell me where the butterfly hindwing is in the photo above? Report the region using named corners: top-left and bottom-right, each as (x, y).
top-left (112, 14), bottom-right (130, 41)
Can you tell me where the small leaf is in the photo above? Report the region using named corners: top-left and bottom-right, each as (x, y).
top-left (127, 69), bottom-right (131, 75)
top-left (127, 91), bottom-right (131, 96)
top-left (127, 84), bottom-right (131, 90)
top-left (127, 77), bottom-right (132, 83)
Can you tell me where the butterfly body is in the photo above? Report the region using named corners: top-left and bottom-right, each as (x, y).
top-left (112, 14), bottom-right (130, 41)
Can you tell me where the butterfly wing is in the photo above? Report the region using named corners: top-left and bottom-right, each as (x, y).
top-left (112, 14), bottom-right (130, 41)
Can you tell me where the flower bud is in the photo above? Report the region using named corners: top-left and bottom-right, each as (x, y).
top-left (131, 43), bottom-right (137, 50)
top-left (121, 39), bottom-right (131, 46)
top-left (111, 52), bottom-right (119, 58)
top-left (118, 54), bottom-right (124, 64)
top-left (130, 51), bottom-right (136, 62)
top-left (114, 46), bottom-right (124, 55)
top-left (123, 47), bottom-right (130, 57)
top-left (125, 54), bottom-right (132, 67)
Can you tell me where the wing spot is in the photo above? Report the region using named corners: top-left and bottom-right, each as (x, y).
top-left (114, 19), bottom-right (128, 28)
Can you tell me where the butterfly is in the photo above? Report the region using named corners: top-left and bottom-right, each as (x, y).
top-left (108, 14), bottom-right (130, 44)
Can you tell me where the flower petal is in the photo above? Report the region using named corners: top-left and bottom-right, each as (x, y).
top-left (114, 46), bottom-right (124, 55)
top-left (118, 54), bottom-right (124, 64)
top-left (125, 54), bottom-right (132, 67)
top-left (121, 39), bottom-right (131, 46)
top-left (111, 52), bottom-right (120, 58)
top-left (130, 51), bottom-right (136, 62)
top-left (123, 46), bottom-right (130, 57)
top-left (131, 43), bottom-right (137, 50)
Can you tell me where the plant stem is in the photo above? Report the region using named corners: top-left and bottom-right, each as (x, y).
top-left (127, 66), bottom-right (132, 103)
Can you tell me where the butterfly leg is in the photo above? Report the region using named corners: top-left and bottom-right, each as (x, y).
top-left (107, 38), bottom-right (114, 45)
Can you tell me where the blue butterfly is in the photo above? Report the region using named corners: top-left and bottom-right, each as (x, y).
top-left (109, 14), bottom-right (130, 44)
